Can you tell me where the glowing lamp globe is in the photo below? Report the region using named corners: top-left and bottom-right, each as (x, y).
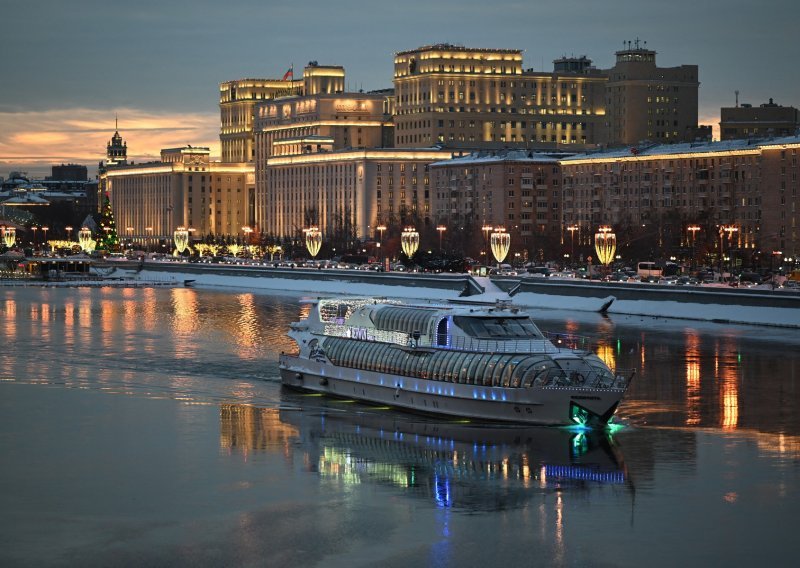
top-left (2, 227), bottom-right (15, 248)
top-left (173, 227), bottom-right (189, 254)
top-left (78, 227), bottom-right (94, 253)
top-left (490, 228), bottom-right (511, 264)
top-left (400, 227), bottom-right (419, 259)
top-left (305, 226), bottom-right (322, 258)
top-left (594, 226), bottom-right (616, 266)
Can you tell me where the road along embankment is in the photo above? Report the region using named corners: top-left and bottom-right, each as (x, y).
top-left (491, 277), bottom-right (800, 328)
top-left (128, 262), bottom-right (800, 328)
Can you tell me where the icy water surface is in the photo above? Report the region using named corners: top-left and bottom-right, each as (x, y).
top-left (0, 287), bottom-right (797, 567)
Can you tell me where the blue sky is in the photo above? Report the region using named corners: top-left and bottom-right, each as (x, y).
top-left (1, 0), bottom-right (798, 177)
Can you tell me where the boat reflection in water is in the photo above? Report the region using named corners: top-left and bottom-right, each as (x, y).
top-left (220, 397), bottom-right (629, 511)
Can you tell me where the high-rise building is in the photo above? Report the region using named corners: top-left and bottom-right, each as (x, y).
top-left (220, 62), bottom-right (346, 163)
top-left (393, 44), bottom-right (608, 151)
top-left (604, 41), bottom-right (699, 145)
top-left (393, 42), bottom-right (699, 151)
top-left (720, 98), bottom-right (800, 140)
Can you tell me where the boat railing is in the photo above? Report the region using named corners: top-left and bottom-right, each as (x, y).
top-left (541, 331), bottom-right (593, 352)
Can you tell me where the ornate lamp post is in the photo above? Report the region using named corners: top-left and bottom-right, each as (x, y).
top-left (173, 227), bottom-right (189, 254)
top-left (305, 226), bottom-right (322, 258)
top-left (436, 225), bottom-right (446, 252)
top-left (482, 224), bottom-right (493, 264)
top-left (490, 227), bottom-right (510, 268)
top-left (594, 226), bottom-right (616, 267)
top-left (687, 225), bottom-right (701, 271)
top-left (78, 226), bottom-right (95, 253)
top-left (376, 224), bottom-right (387, 262)
top-left (31, 226), bottom-right (38, 247)
top-left (145, 227), bottom-right (153, 252)
top-left (242, 226), bottom-right (253, 243)
top-left (65, 225), bottom-right (73, 241)
top-left (718, 224), bottom-right (738, 280)
top-left (401, 227), bottom-right (419, 259)
top-left (2, 226), bottom-right (16, 248)
top-left (567, 224), bottom-right (578, 265)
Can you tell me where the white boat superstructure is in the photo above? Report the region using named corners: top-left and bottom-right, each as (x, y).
top-left (279, 298), bottom-right (633, 426)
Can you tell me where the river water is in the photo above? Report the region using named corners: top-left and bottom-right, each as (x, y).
top-left (0, 287), bottom-right (797, 567)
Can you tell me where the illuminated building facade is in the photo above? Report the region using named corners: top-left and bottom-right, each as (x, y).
top-left (430, 150), bottom-right (567, 250)
top-left (255, 93), bottom-right (392, 160)
top-left (559, 135), bottom-right (800, 257)
top-left (220, 63), bottom-right (346, 163)
top-left (393, 42), bottom-right (699, 150)
top-left (105, 146), bottom-right (254, 243)
top-left (393, 45), bottom-right (608, 150)
top-left (720, 98), bottom-right (800, 140)
top-left (262, 148), bottom-right (447, 239)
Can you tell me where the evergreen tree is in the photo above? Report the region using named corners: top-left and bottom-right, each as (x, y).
top-left (96, 193), bottom-right (119, 251)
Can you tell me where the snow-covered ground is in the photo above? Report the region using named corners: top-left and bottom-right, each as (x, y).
top-left (131, 267), bottom-right (800, 329)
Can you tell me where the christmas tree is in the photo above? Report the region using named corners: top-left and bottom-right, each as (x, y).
top-left (97, 193), bottom-right (119, 252)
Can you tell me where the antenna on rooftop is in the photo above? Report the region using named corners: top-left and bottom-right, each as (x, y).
top-left (735, 90), bottom-right (739, 107)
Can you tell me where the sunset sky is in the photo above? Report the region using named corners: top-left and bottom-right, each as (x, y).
top-left (2, 0), bottom-right (798, 179)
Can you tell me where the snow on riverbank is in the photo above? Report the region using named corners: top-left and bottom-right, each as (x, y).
top-left (135, 268), bottom-right (800, 328)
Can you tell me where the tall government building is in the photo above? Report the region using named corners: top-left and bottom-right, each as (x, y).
top-left (393, 41), bottom-right (699, 150)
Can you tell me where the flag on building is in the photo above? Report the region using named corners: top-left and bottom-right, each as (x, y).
top-left (282, 67), bottom-right (293, 81)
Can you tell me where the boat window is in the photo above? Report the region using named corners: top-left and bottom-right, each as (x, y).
top-left (431, 352), bottom-right (450, 381)
top-left (456, 353), bottom-right (471, 384)
top-left (443, 351), bottom-right (463, 382)
top-left (512, 357), bottom-right (547, 387)
top-left (452, 316), bottom-right (543, 339)
top-left (482, 354), bottom-right (503, 386)
top-left (366, 343), bottom-right (382, 373)
top-left (491, 355), bottom-right (516, 386)
top-left (470, 354), bottom-right (493, 386)
top-left (379, 346), bottom-right (394, 373)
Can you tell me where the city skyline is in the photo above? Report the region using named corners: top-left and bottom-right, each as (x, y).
top-left (2, 0), bottom-right (799, 178)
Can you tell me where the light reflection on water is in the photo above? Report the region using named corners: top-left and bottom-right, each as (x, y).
top-left (0, 288), bottom-right (799, 566)
top-left (0, 288), bottom-right (798, 434)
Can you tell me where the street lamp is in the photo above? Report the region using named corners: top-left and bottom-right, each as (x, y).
top-left (31, 226), bottom-right (38, 247)
top-left (718, 225), bottom-right (738, 281)
top-left (687, 225), bottom-right (701, 271)
top-left (2, 226), bottom-right (15, 248)
top-left (436, 225), bottom-right (446, 252)
top-left (242, 226), bottom-right (253, 244)
top-left (376, 224), bottom-right (387, 261)
top-left (65, 225), bottom-right (73, 241)
top-left (78, 226), bottom-right (95, 253)
top-left (594, 226), bottom-right (616, 267)
top-left (567, 224), bottom-right (578, 266)
top-left (482, 224), bottom-right (493, 265)
top-left (305, 226), bottom-right (322, 258)
top-left (145, 227), bottom-right (153, 252)
top-left (173, 227), bottom-right (189, 254)
top-left (490, 227), bottom-right (510, 268)
top-left (401, 227), bottom-right (419, 259)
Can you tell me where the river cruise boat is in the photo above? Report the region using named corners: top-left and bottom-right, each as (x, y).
top-left (279, 298), bottom-right (633, 427)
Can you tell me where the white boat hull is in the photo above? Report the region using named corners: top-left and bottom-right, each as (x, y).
top-left (279, 354), bottom-right (624, 426)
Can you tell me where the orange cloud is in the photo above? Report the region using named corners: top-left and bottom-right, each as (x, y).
top-left (0, 107), bottom-right (220, 176)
